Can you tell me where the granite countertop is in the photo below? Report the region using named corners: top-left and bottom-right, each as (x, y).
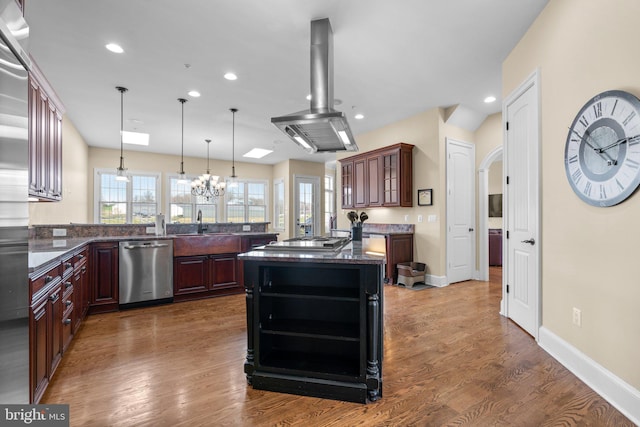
top-left (29, 232), bottom-right (278, 273)
top-left (238, 241), bottom-right (385, 265)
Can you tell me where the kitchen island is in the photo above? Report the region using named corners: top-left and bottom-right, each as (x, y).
top-left (239, 242), bottom-right (384, 403)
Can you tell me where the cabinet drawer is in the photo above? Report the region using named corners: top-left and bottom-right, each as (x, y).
top-left (74, 246), bottom-right (88, 268)
top-left (30, 266), bottom-right (61, 301)
top-left (61, 252), bottom-right (74, 279)
top-left (62, 287), bottom-right (73, 311)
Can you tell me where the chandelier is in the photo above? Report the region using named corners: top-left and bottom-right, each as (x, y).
top-left (191, 139), bottom-right (225, 200)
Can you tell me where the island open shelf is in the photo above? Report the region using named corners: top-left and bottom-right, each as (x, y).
top-left (240, 247), bottom-right (384, 404)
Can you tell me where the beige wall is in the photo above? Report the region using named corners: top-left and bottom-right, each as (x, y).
top-left (338, 108), bottom-right (450, 276)
top-left (504, 0), bottom-right (640, 389)
top-left (29, 117), bottom-right (89, 225)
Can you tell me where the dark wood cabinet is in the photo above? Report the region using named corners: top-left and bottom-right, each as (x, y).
top-left (89, 242), bottom-right (119, 313)
top-left (29, 261), bottom-right (63, 404)
top-left (174, 255), bottom-right (209, 295)
top-left (30, 294), bottom-right (48, 404)
top-left (367, 156), bottom-right (383, 207)
top-left (244, 259), bottom-right (384, 403)
top-left (340, 143), bottom-right (414, 209)
top-left (341, 161), bottom-right (354, 209)
top-left (73, 245), bottom-right (89, 332)
top-left (384, 234), bottom-right (414, 284)
top-left (28, 61), bottom-right (64, 201)
top-left (354, 158), bottom-right (367, 208)
top-left (174, 254), bottom-right (240, 300)
top-left (173, 234), bottom-right (278, 302)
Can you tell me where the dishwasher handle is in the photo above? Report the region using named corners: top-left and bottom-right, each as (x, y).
top-left (123, 243), bottom-right (170, 250)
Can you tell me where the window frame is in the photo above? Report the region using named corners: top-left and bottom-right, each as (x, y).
top-left (165, 173), bottom-right (219, 224)
top-left (223, 178), bottom-right (269, 223)
top-left (324, 173), bottom-right (335, 232)
top-left (273, 178), bottom-right (285, 231)
top-left (93, 168), bottom-right (161, 224)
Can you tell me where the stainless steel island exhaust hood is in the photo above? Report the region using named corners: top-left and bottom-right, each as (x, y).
top-left (271, 18), bottom-right (358, 154)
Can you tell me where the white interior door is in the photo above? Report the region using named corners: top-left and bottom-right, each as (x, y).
top-left (446, 138), bottom-right (476, 284)
top-left (504, 72), bottom-right (540, 338)
top-left (294, 175), bottom-right (320, 238)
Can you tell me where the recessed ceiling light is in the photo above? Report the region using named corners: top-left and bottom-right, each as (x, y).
top-left (188, 90), bottom-right (201, 97)
top-left (105, 43), bottom-right (124, 53)
top-left (484, 96), bottom-right (496, 103)
top-left (122, 131), bottom-right (149, 146)
top-left (354, 113), bottom-right (364, 120)
top-left (243, 148), bottom-right (273, 159)
top-left (224, 72), bottom-right (238, 81)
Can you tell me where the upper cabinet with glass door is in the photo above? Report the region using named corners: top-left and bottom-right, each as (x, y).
top-left (339, 143), bottom-right (414, 209)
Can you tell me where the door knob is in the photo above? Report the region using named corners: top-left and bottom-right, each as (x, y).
top-left (521, 238), bottom-right (535, 245)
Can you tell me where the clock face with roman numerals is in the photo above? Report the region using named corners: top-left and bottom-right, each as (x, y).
top-left (565, 90), bottom-right (640, 207)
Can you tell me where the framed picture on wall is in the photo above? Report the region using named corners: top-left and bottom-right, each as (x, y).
top-left (417, 189), bottom-right (432, 206)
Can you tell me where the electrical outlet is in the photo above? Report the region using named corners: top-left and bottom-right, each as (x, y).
top-left (417, 215), bottom-right (423, 223)
top-left (572, 307), bottom-right (582, 327)
top-left (242, 225), bottom-right (251, 231)
top-left (52, 228), bottom-right (67, 237)
top-left (404, 215), bottom-right (409, 222)
top-left (146, 227), bottom-right (156, 234)
top-left (428, 215), bottom-right (437, 223)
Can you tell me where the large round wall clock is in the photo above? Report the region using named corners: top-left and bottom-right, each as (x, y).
top-left (565, 90), bottom-right (640, 207)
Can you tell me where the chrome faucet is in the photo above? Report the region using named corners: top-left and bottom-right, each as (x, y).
top-left (197, 209), bottom-right (207, 234)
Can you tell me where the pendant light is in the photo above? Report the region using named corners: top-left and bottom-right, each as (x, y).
top-left (115, 86), bottom-right (129, 182)
top-left (228, 108), bottom-right (238, 186)
top-left (191, 139), bottom-right (226, 200)
top-left (177, 98), bottom-right (188, 184)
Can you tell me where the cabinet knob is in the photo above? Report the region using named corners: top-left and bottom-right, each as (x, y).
top-left (66, 300), bottom-right (72, 307)
top-left (78, 254), bottom-right (85, 259)
top-left (63, 318), bottom-right (71, 325)
top-left (44, 275), bottom-right (53, 283)
top-left (65, 262), bottom-right (72, 268)
top-left (49, 293), bottom-right (59, 302)
top-left (65, 281), bottom-right (72, 288)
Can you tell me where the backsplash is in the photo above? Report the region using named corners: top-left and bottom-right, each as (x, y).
top-left (30, 222), bottom-right (270, 239)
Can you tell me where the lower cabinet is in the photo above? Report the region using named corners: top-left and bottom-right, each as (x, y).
top-left (244, 260), bottom-right (384, 403)
top-left (174, 254), bottom-right (241, 301)
top-left (89, 242), bottom-right (119, 313)
top-left (384, 234), bottom-right (414, 284)
top-left (29, 267), bottom-right (63, 404)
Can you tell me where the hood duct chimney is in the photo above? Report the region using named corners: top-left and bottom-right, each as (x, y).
top-left (271, 18), bottom-right (358, 153)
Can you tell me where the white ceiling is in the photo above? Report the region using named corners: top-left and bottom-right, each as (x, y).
top-left (24, 0), bottom-right (548, 166)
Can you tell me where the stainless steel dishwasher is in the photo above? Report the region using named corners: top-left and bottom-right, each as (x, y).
top-left (119, 240), bottom-right (173, 306)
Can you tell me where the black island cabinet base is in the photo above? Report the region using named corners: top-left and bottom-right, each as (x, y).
top-left (242, 258), bottom-right (383, 404)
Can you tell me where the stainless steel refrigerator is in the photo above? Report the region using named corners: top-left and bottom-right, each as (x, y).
top-left (0, 0), bottom-right (30, 403)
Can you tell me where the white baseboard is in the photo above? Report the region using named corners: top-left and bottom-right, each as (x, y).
top-left (425, 274), bottom-right (448, 287)
top-left (538, 326), bottom-right (640, 425)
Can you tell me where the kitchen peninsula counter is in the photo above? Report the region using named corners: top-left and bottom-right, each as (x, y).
top-left (240, 243), bottom-right (384, 403)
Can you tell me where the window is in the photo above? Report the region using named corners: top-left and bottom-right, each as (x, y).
top-left (325, 174), bottom-right (335, 231)
top-left (167, 175), bottom-right (217, 223)
top-left (273, 178), bottom-right (285, 230)
top-left (95, 169), bottom-right (160, 224)
top-left (225, 180), bottom-right (268, 223)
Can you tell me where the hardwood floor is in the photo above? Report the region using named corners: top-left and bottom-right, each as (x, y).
top-left (43, 267), bottom-right (632, 426)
